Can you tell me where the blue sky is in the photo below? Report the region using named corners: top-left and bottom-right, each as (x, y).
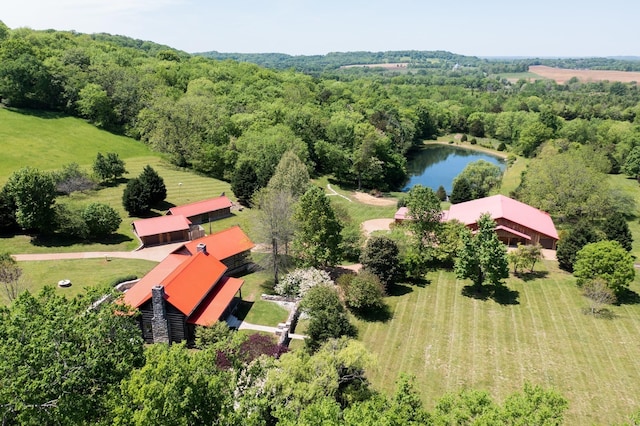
top-left (2, 0), bottom-right (638, 57)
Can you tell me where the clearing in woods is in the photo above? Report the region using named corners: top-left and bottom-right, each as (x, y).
top-left (529, 65), bottom-right (640, 83)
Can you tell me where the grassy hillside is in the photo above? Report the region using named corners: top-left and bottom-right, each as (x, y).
top-left (355, 264), bottom-right (640, 425)
top-left (0, 108), bottom-right (152, 184)
top-left (0, 108), bottom-right (235, 254)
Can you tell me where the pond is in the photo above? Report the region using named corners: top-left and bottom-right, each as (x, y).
top-left (403, 144), bottom-right (506, 192)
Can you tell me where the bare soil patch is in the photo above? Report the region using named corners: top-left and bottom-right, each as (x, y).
top-left (361, 218), bottom-right (394, 236)
top-left (353, 191), bottom-right (397, 206)
top-left (529, 65), bottom-right (640, 84)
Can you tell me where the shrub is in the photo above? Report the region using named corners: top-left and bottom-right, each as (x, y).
top-left (108, 275), bottom-right (138, 287)
top-left (460, 134), bottom-right (468, 142)
top-left (497, 142), bottom-right (506, 151)
top-left (470, 138), bottom-right (477, 145)
top-left (343, 271), bottom-right (385, 310)
top-left (54, 204), bottom-right (88, 239)
top-left (82, 203), bottom-right (121, 237)
top-left (360, 236), bottom-right (403, 289)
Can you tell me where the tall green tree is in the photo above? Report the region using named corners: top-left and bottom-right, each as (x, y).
top-left (601, 213), bottom-right (633, 251)
top-left (0, 288), bottom-right (144, 425)
top-left (622, 145), bottom-right (640, 182)
top-left (293, 186), bottom-right (343, 267)
top-left (5, 167), bottom-right (56, 232)
top-left (231, 160), bottom-right (259, 207)
top-left (138, 165), bottom-right (167, 205)
top-left (454, 214), bottom-right (509, 289)
top-left (451, 160), bottom-right (503, 201)
top-left (111, 344), bottom-right (233, 426)
top-left (573, 240), bottom-right (635, 296)
top-left (267, 151), bottom-right (311, 198)
top-left (449, 176), bottom-right (473, 204)
top-left (405, 184), bottom-right (442, 249)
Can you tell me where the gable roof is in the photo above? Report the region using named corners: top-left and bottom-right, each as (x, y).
top-left (181, 225), bottom-right (255, 261)
top-left (167, 195), bottom-right (232, 218)
top-left (444, 194), bottom-right (559, 240)
top-left (187, 276), bottom-right (244, 326)
top-left (122, 251), bottom-right (227, 317)
top-left (132, 215), bottom-right (191, 238)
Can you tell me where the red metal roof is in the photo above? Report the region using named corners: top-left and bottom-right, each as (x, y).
top-left (122, 254), bottom-right (186, 308)
top-left (187, 276), bottom-right (244, 326)
top-left (394, 206), bottom-right (409, 221)
top-left (167, 196), bottom-right (232, 219)
top-left (443, 195), bottom-right (559, 240)
top-left (122, 251), bottom-right (227, 317)
top-left (181, 225), bottom-right (255, 261)
top-left (132, 215), bottom-right (191, 238)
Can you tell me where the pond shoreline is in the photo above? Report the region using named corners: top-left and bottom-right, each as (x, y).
top-left (421, 139), bottom-right (509, 160)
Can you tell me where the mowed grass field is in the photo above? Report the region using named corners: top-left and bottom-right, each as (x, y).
top-left (356, 264), bottom-right (640, 425)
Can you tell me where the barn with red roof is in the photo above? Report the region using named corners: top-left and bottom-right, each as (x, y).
top-left (122, 226), bottom-right (253, 344)
top-left (166, 195), bottom-right (233, 225)
top-left (132, 215), bottom-right (192, 247)
top-left (441, 194), bottom-right (559, 249)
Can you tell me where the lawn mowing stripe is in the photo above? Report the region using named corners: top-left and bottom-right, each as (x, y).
top-left (547, 273), bottom-right (605, 423)
top-left (508, 290), bottom-right (525, 390)
top-left (399, 280), bottom-right (427, 384)
top-left (445, 276), bottom-right (462, 391)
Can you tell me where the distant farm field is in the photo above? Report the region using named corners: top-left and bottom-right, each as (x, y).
top-left (356, 265), bottom-right (640, 425)
top-left (529, 65), bottom-right (640, 84)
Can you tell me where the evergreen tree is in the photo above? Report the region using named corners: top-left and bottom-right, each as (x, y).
top-left (435, 185), bottom-right (447, 201)
top-left (231, 160), bottom-right (259, 206)
top-left (122, 178), bottom-right (151, 216)
top-left (556, 220), bottom-right (602, 272)
top-left (360, 235), bottom-right (403, 290)
top-left (449, 177), bottom-right (473, 204)
top-left (139, 165), bottom-right (167, 205)
top-left (292, 186), bottom-right (342, 267)
top-left (601, 213), bottom-right (633, 252)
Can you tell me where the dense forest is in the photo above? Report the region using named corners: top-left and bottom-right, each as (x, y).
top-left (1, 21), bottom-right (640, 200)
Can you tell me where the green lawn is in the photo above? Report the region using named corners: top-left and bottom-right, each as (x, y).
top-left (355, 264), bottom-right (640, 425)
top-left (0, 108), bottom-right (151, 184)
top-left (1, 258), bottom-right (156, 305)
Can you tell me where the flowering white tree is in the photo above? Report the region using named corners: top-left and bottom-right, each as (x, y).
top-left (274, 267), bottom-right (333, 299)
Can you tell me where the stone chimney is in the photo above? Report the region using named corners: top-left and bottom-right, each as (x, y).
top-left (151, 285), bottom-right (170, 344)
top-left (196, 243), bottom-right (207, 254)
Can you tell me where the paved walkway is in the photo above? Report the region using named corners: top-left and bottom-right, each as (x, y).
top-left (234, 319), bottom-right (306, 340)
top-left (12, 242), bottom-right (185, 263)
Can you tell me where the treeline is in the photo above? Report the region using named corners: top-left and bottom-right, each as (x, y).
top-left (1, 22), bottom-right (640, 197)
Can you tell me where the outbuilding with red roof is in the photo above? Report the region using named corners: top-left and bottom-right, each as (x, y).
top-left (442, 194), bottom-right (559, 249)
top-left (132, 215), bottom-right (192, 247)
top-left (166, 195), bottom-right (233, 225)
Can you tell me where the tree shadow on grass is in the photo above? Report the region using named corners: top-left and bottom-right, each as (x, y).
top-left (515, 270), bottom-right (549, 282)
top-left (615, 288), bottom-right (640, 305)
top-left (461, 284), bottom-right (491, 301)
top-left (152, 200), bottom-right (176, 211)
top-left (461, 283), bottom-right (520, 305)
top-left (31, 232), bottom-right (133, 248)
top-left (351, 303), bottom-right (393, 323)
top-left (491, 285), bottom-right (520, 305)
top-left (387, 283), bottom-right (413, 297)
top-left (404, 276), bottom-right (431, 288)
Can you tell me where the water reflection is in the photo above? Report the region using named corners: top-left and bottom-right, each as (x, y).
top-left (403, 145), bottom-right (505, 192)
